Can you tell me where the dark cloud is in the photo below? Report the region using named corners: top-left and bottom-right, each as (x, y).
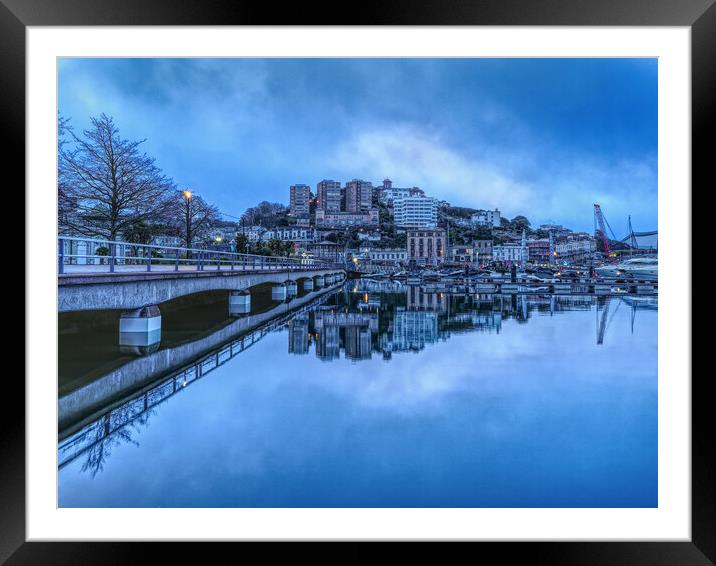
top-left (58, 58), bottom-right (657, 232)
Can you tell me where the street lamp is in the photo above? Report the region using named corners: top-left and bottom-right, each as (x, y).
top-left (183, 189), bottom-right (193, 255)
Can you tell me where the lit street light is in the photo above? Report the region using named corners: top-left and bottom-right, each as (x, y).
top-left (183, 189), bottom-right (193, 255)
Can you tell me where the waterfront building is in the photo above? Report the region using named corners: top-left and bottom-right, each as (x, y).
top-left (345, 179), bottom-right (374, 212)
top-left (492, 243), bottom-right (524, 264)
top-left (306, 240), bottom-right (341, 262)
top-left (450, 245), bottom-right (475, 263)
top-left (316, 179), bottom-right (343, 213)
top-left (473, 239), bottom-right (493, 263)
top-left (555, 236), bottom-right (596, 262)
top-left (315, 208), bottom-right (379, 228)
top-left (407, 228), bottom-right (447, 266)
top-left (393, 196), bottom-right (438, 228)
top-left (289, 184), bottom-right (311, 217)
top-left (261, 227), bottom-right (317, 244)
top-left (368, 248), bottom-right (408, 265)
top-left (527, 239), bottom-right (552, 264)
top-left (471, 208), bottom-right (502, 228)
top-left (150, 235), bottom-right (182, 248)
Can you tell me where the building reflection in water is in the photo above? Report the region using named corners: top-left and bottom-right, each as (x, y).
top-left (60, 278), bottom-right (653, 476)
top-left (285, 279), bottom-right (650, 363)
top-left (285, 280), bottom-right (573, 362)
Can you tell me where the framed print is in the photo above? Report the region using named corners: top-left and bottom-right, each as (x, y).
top-left (6, 0), bottom-right (712, 562)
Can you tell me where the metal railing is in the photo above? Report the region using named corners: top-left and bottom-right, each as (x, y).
top-left (58, 236), bottom-right (343, 275)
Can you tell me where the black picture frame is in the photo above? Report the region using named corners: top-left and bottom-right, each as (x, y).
top-left (5, 0), bottom-right (710, 562)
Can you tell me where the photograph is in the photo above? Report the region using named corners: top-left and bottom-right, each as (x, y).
top-left (55, 56), bottom-right (660, 509)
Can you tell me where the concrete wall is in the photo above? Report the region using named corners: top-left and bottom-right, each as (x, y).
top-left (58, 281), bottom-right (343, 431)
top-left (58, 268), bottom-right (344, 312)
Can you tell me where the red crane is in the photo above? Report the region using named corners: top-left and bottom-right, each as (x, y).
top-left (593, 203), bottom-right (616, 257)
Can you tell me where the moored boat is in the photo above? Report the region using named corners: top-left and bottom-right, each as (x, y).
top-left (595, 257), bottom-right (658, 281)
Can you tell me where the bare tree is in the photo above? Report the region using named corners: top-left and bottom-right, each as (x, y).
top-left (58, 114), bottom-right (76, 230)
top-left (171, 190), bottom-right (220, 249)
top-left (59, 114), bottom-right (175, 240)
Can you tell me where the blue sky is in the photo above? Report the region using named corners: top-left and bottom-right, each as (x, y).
top-left (58, 58), bottom-right (657, 233)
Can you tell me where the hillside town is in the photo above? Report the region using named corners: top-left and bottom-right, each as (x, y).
top-left (60, 173), bottom-right (599, 272)
top-left (229, 177), bottom-right (598, 271)
top-left (57, 115), bottom-right (646, 275)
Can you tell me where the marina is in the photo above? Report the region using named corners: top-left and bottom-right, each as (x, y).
top-left (51, 56), bottom-right (662, 514)
top-left (58, 278), bottom-right (657, 508)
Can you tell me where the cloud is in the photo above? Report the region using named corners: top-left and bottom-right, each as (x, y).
top-left (332, 125), bottom-right (536, 213)
top-left (330, 124), bottom-right (657, 232)
top-left (59, 58), bottom-right (658, 231)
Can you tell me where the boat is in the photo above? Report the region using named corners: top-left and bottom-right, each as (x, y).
top-left (440, 269), bottom-right (464, 277)
top-left (595, 257), bottom-right (658, 281)
top-left (621, 296), bottom-right (658, 310)
top-left (525, 273), bottom-right (556, 284)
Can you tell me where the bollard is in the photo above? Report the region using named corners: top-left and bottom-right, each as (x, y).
top-left (119, 305), bottom-right (161, 355)
top-left (272, 282), bottom-right (287, 301)
top-left (229, 289), bottom-right (251, 316)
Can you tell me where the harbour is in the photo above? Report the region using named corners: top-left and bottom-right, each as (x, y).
top-left (58, 278), bottom-right (657, 508)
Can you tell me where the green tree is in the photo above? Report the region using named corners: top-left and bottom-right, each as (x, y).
top-left (510, 215), bottom-right (531, 232)
top-left (235, 233), bottom-right (249, 253)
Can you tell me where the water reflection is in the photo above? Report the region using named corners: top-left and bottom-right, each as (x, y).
top-left (58, 280), bottom-right (657, 507)
top-left (59, 289), bottom-right (338, 473)
top-left (286, 280), bottom-right (633, 362)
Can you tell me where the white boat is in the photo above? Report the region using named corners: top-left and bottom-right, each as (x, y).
top-left (595, 257), bottom-right (658, 281)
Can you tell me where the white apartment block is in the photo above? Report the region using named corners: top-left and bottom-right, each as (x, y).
top-left (394, 196), bottom-right (438, 228)
top-left (380, 186), bottom-right (425, 204)
top-left (555, 238), bottom-right (596, 258)
top-left (492, 243), bottom-right (525, 263)
top-left (240, 226), bottom-right (265, 243)
top-left (368, 248), bottom-right (408, 264)
top-left (471, 208), bottom-right (502, 228)
top-left (315, 208), bottom-right (379, 228)
top-left (261, 227), bottom-right (317, 243)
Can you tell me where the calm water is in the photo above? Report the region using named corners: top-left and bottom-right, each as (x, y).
top-left (58, 280), bottom-right (657, 507)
